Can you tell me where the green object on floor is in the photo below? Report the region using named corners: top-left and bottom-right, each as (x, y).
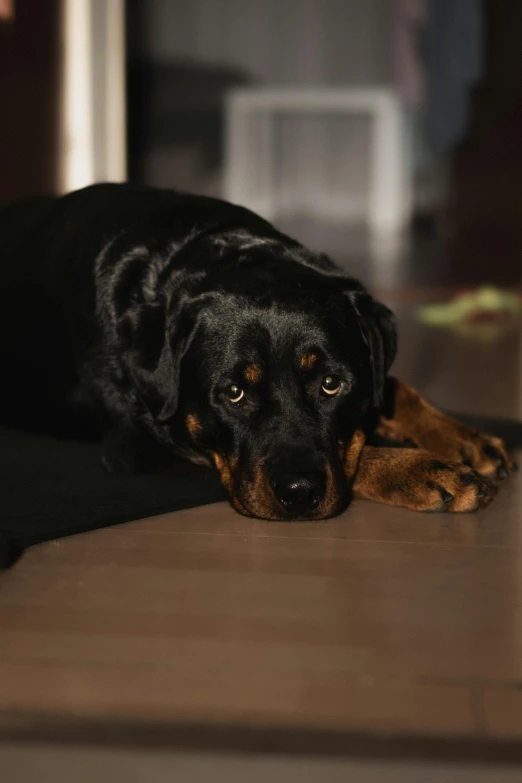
top-left (418, 286), bottom-right (520, 327)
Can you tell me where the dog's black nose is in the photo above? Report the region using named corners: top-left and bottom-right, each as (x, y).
top-left (270, 472), bottom-right (325, 517)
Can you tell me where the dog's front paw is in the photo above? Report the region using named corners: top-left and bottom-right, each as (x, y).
top-left (381, 413), bottom-right (515, 481)
top-left (430, 423), bottom-right (514, 481)
top-left (390, 453), bottom-right (498, 513)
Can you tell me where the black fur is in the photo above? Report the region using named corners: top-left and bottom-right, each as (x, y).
top-left (0, 184), bottom-right (396, 519)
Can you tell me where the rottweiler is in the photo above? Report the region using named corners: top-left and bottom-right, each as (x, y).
top-left (0, 184), bottom-right (513, 519)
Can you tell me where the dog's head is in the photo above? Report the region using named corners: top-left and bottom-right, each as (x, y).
top-left (119, 233), bottom-right (396, 519)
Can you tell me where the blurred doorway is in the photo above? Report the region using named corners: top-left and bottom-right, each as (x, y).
top-left (0, 0), bottom-right (126, 207)
top-left (0, 0), bottom-right (61, 205)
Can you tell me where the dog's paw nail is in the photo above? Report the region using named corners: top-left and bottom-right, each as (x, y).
top-left (441, 489), bottom-right (454, 504)
top-left (478, 479), bottom-right (497, 501)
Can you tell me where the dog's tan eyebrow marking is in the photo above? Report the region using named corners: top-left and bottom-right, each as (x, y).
top-left (244, 364), bottom-right (262, 383)
top-left (185, 414), bottom-right (202, 437)
top-left (300, 353), bottom-right (318, 370)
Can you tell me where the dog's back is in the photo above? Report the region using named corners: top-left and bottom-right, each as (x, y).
top-left (0, 184), bottom-right (288, 435)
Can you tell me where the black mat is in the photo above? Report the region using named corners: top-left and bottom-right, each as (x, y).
top-left (0, 425), bottom-right (225, 569)
top-left (2, 413), bottom-right (522, 570)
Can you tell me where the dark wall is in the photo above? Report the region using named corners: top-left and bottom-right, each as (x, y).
top-left (450, 0), bottom-right (522, 285)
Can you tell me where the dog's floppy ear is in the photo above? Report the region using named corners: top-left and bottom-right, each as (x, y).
top-left (348, 291), bottom-right (397, 408)
top-left (119, 297), bottom-right (190, 424)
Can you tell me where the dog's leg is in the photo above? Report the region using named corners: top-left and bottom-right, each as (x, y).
top-left (376, 378), bottom-right (514, 479)
top-left (101, 422), bottom-right (177, 473)
top-left (353, 447), bottom-right (497, 512)
top-left (101, 424), bottom-right (143, 473)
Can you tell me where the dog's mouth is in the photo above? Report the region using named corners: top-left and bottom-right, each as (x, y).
top-left (210, 452), bottom-right (353, 521)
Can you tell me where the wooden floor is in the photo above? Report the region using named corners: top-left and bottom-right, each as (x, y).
top-left (0, 300), bottom-right (521, 766)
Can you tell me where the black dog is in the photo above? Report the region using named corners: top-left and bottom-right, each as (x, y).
top-left (0, 184), bottom-right (512, 519)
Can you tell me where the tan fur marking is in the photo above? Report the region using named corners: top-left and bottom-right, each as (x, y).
top-left (238, 462), bottom-right (276, 519)
top-left (300, 353), bottom-right (318, 370)
top-left (211, 453), bottom-right (244, 509)
top-left (211, 452), bottom-right (224, 471)
top-left (185, 414), bottom-right (201, 438)
top-left (343, 429), bottom-right (366, 479)
top-left (213, 451), bottom-right (353, 521)
top-left (244, 364), bottom-right (262, 384)
top-left (317, 463), bottom-right (346, 519)
top-left (353, 447), bottom-right (497, 512)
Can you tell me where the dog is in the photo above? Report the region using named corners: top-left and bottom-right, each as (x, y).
top-left (0, 184), bottom-right (513, 519)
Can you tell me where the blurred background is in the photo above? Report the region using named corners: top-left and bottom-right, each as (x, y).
top-left (1, 0), bottom-right (521, 294)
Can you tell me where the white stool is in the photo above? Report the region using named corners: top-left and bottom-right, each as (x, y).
top-left (224, 87), bottom-right (411, 238)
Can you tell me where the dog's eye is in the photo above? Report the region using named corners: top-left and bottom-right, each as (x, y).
top-left (227, 384), bottom-right (245, 403)
top-left (321, 374), bottom-right (341, 396)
